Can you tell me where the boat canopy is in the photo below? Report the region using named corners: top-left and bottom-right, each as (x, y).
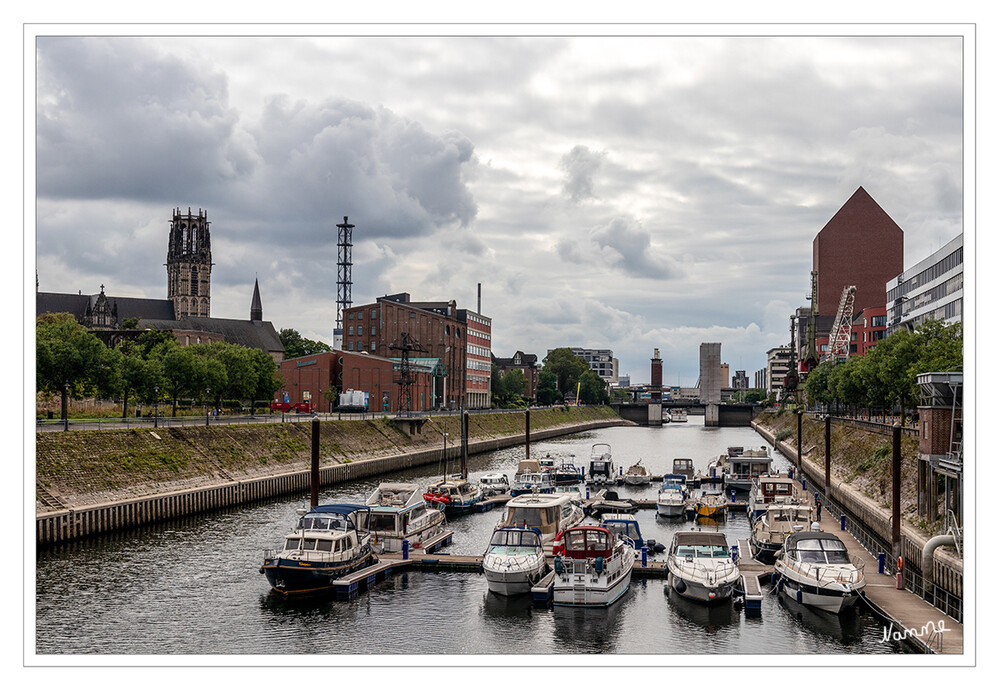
top-left (563, 526), bottom-right (613, 559)
top-left (659, 483), bottom-right (684, 492)
top-left (517, 459), bottom-right (542, 473)
top-left (601, 517), bottom-right (642, 544)
top-left (673, 531), bottom-right (728, 547)
top-left (784, 531), bottom-right (851, 564)
top-left (662, 473), bottom-right (687, 484)
top-left (490, 526), bottom-right (542, 547)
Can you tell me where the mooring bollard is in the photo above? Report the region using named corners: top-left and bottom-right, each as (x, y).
top-left (878, 552), bottom-right (886, 574)
top-left (731, 544), bottom-right (739, 563)
top-left (789, 467), bottom-right (794, 480)
top-left (731, 489), bottom-right (736, 503)
top-left (641, 546), bottom-right (648, 567)
top-left (585, 487), bottom-right (590, 500)
top-left (402, 539), bottom-right (409, 560)
top-left (802, 478), bottom-right (807, 491)
top-left (840, 514), bottom-right (846, 531)
top-left (896, 557), bottom-right (904, 590)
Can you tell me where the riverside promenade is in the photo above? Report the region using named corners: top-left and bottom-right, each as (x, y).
top-left (754, 419), bottom-right (965, 656)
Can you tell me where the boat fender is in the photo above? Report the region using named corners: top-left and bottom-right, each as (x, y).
top-left (646, 539), bottom-right (657, 549)
top-left (674, 578), bottom-right (687, 593)
top-left (258, 567), bottom-right (264, 574)
top-left (654, 543), bottom-right (666, 553)
top-left (554, 556), bottom-right (563, 575)
top-left (594, 556), bottom-right (604, 574)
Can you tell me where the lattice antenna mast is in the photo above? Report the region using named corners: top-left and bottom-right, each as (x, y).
top-left (389, 332), bottom-right (427, 414)
top-left (823, 285), bottom-right (857, 362)
top-left (803, 271), bottom-right (819, 368)
top-left (333, 216), bottom-right (354, 348)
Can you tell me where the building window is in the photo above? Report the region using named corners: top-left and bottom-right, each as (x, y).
top-left (410, 312), bottom-right (416, 318)
top-left (370, 326), bottom-right (376, 336)
top-left (348, 326), bottom-right (353, 336)
top-left (348, 342), bottom-right (354, 351)
top-left (371, 308), bottom-right (377, 318)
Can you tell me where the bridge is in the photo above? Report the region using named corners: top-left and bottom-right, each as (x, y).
top-left (611, 402), bottom-right (760, 427)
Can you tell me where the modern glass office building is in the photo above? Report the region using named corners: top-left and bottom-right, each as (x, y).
top-left (886, 234), bottom-right (963, 334)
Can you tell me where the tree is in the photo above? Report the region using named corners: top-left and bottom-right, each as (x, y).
top-left (542, 348), bottom-right (590, 398)
top-left (577, 369), bottom-right (609, 404)
top-left (159, 341), bottom-right (198, 417)
top-left (249, 348), bottom-right (283, 413)
top-left (36, 313), bottom-right (109, 420)
top-left (536, 369), bottom-right (560, 406)
top-left (279, 328), bottom-right (331, 359)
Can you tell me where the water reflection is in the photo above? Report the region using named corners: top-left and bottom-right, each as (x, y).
top-left (776, 587), bottom-right (866, 645)
top-left (551, 597), bottom-right (630, 652)
top-left (666, 587), bottom-right (739, 631)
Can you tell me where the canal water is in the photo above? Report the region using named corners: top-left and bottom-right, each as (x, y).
top-left (34, 423), bottom-right (915, 657)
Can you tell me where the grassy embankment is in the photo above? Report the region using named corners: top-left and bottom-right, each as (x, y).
top-left (755, 409), bottom-right (939, 536)
top-left (36, 406), bottom-right (621, 510)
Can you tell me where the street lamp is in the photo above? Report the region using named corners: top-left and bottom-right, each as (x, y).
top-left (205, 388), bottom-right (211, 427)
top-left (153, 385), bottom-right (159, 428)
top-left (63, 381), bottom-right (69, 431)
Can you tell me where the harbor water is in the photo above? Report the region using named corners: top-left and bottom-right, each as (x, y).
top-left (34, 423), bottom-right (917, 656)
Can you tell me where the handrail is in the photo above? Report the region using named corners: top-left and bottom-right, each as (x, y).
top-left (779, 555), bottom-right (865, 586)
top-left (668, 554), bottom-right (737, 584)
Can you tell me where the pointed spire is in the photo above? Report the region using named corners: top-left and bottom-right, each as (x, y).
top-left (250, 278), bottom-right (263, 321)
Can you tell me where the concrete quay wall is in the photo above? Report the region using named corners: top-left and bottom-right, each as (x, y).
top-left (752, 420), bottom-right (963, 601)
top-left (37, 417), bottom-right (622, 546)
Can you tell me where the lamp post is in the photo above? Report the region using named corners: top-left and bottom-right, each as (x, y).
top-left (205, 388), bottom-right (211, 427)
top-left (154, 385), bottom-right (159, 428)
top-left (63, 381), bottom-right (69, 431)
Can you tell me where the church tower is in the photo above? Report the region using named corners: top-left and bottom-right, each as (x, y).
top-left (166, 207), bottom-right (212, 318)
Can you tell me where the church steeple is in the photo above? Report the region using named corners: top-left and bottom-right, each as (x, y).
top-left (250, 277), bottom-right (263, 321)
top-left (166, 207), bottom-right (212, 318)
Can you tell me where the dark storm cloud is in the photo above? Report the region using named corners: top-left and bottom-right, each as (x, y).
top-left (36, 37), bottom-right (247, 202)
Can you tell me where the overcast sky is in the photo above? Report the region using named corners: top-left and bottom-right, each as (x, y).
top-left (32, 31), bottom-right (966, 385)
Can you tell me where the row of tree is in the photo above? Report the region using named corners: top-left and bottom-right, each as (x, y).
top-left (491, 347), bottom-right (611, 408)
top-left (37, 313), bottom-right (283, 419)
top-left (802, 319), bottom-right (962, 419)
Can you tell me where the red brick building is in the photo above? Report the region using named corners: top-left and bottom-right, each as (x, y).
top-left (275, 351), bottom-right (440, 414)
top-left (812, 187), bottom-right (904, 317)
top-left (342, 293), bottom-right (491, 409)
top-left (815, 305), bottom-right (888, 359)
top-left (492, 351), bottom-right (540, 401)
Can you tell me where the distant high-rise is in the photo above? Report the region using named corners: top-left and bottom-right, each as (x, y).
top-left (166, 207), bottom-right (212, 318)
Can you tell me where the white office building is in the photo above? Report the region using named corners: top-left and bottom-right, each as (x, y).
top-left (886, 234), bottom-right (963, 335)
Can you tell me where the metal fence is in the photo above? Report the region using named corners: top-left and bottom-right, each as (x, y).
top-left (809, 482), bottom-right (963, 623)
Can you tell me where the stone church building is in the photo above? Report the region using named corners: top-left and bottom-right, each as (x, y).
top-left (36, 207), bottom-right (285, 361)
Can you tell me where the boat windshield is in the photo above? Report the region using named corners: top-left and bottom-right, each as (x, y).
top-left (490, 530), bottom-right (541, 548)
top-left (677, 545), bottom-right (730, 558)
top-left (604, 521), bottom-right (640, 541)
top-left (298, 516), bottom-right (346, 531)
top-left (590, 461), bottom-right (609, 473)
top-left (505, 506), bottom-right (557, 530)
top-left (794, 538), bottom-right (851, 564)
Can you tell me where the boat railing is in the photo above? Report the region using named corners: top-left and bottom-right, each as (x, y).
top-left (780, 556), bottom-right (866, 586)
top-left (668, 555), bottom-right (738, 584)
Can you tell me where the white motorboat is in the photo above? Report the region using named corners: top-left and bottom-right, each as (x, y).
top-left (749, 504), bottom-right (815, 564)
top-left (510, 459), bottom-right (556, 496)
top-left (721, 446), bottom-right (773, 493)
top-left (552, 525), bottom-right (635, 607)
top-left (774, 531), bottom-right (866, 613)
top-left (656, 480), bottom-right (686, 517)
top-left (500, 491), bottom-right (584, 546)
top-left (261, 504), bottom-right (376, 596)
top-left (424, 476), bottom-right (484, 514)
top-left (747, 474), bottom-right (799, 521)
top-left (667, 531), bottom-right (740, 604)
top-left (586, 443), bottom-right (616, 485)
top-left (362, 482), bottom-right (447, 554)
top-left (482, 525), bottom-right (548, 596)
top-left (622, 460), bottom-right (651, 486)
top-left (479, 472), bottom-right (511, 497)
top-left (669, 408), bottom-right (688, 423)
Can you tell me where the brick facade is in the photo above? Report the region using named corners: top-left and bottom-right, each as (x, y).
top-left (917, 406), bottom-right (957, 457)
top-left (812, 187), bottom-right (903, 317)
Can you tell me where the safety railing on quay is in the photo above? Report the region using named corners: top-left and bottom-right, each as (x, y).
top-left (36, 404), bottom-right (563, 432)
top-left (807, 482), bottom-right (963, 623)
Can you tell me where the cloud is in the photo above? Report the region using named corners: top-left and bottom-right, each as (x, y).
top-left (559, 145), bottom-right (606, 202)
top-left (589, 217), bottom-right (682, 280)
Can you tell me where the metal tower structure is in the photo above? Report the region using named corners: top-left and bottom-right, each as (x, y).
top-left (823, 285), bottom-right (857, 362)
top-left (389, 332), bottom-right (427, 415)
top-left (802, 271), bottom-right (820, 373)
top-left (333, 216), bottom-right (354, 348)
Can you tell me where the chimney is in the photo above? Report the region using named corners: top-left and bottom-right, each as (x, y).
top-left (477, 283), bottom-right (482, 314)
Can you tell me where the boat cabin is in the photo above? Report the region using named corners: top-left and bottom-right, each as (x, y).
top-left (501, 494), bottom-right (580, 542)
top-left (755, 476), bottom-right (796, 503)
top-left (600, 515), bottom-right (644, 547)
top-left (672, 458), bottom-right (695, 480)
top-left (282, 532), bottom-right (358, 555)
top-left (517, 459), bottom-right (542, 474)
top-left (479, 473), bottom-right (510, 491)
top-left (562, 526), bottom-right (614, 559)
top-left (783, 532), bottom-right (851, 565)
top-left (671, 531), bottom-right (731, 560)
top-left (727, 448), bottom-right (772, 479)
top-left (488, 526), bottom-right (543, 551)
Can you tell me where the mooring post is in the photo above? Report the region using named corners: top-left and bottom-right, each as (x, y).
top-left (311, 414), bottom-right (320, 509)
top-left (824, 414), bottom-right (831, 491)
top-left (796, 410), bottom-right (803, 467)
top-left (461, 411), bottom-right (469, 478)
top-left (525, 409), bottom-right (531, 458)
top-left (892, 423), bottom-right (902, 561)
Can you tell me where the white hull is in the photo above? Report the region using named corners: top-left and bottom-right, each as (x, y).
top-left (778, 579), bottom-right (861, 613)
top-left (667, 570), bottom-right (738, 603)
top-left (656, 502), bottom-right (685, 517)
top-left (623, 476), bottom-right (651, 486)
top-left (483, 555), bottom-right (547, 596)
top-left (553, 558), bottom-right (634, 607)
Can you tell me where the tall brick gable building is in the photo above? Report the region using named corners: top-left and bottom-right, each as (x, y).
top-left (812, 186), bottom-right (904, 317)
